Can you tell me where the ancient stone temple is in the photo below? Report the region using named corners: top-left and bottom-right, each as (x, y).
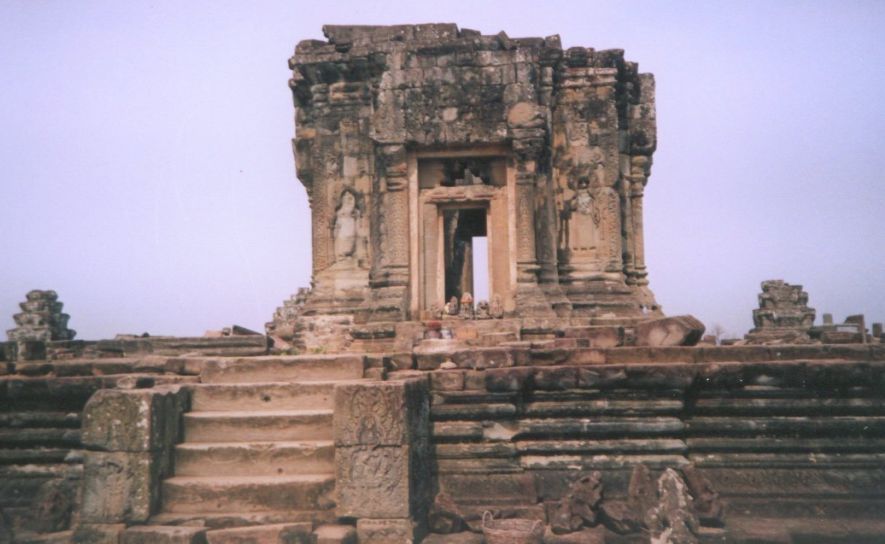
top-left (2, 24), bottom-right (885, 544)
top-left (270, 24), bottom-right (663, 352)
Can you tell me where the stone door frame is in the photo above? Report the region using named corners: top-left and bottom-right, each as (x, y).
top-left (408, 146), bottom-right (515, 318)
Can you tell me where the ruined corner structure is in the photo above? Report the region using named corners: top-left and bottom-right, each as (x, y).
top-left (745, 280), bottom-right (816, 345)
top-left (743, 279), bottom-right (878, 346)
top-left (271, 24), bottom-right (664, 352)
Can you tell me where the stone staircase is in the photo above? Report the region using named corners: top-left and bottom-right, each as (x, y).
top-left (138, 354), bottom-right (365, 543)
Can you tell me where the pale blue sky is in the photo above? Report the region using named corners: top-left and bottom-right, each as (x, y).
top-left (1, 1), bottom-right (883, 340)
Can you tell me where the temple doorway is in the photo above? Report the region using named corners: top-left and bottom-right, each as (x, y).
top-left (442, 207), bottom-right (488, 303)
top-left (410, 148), bottom-right (515, 318)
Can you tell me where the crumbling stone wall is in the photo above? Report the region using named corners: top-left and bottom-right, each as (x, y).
top-left (399, 344), bottom-right (885, 538)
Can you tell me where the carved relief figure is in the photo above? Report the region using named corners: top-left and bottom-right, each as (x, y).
top-left (570, 177), bottom-right (601, 252)
top-left (598, 184), bottom-right (622, 268)
top-left (332, 189), bottom-right (364, 264)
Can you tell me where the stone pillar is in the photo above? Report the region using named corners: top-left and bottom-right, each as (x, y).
top-left (374, 144), bottom-right (411, 289)
top-left (625, 167), bottom-right (649, 286)
top-left (356, 143), bottom-right (411, 323)
top-left (537, 40), bottom-right (564, 291)
top-left (78, 387), bottom-right (188, 527)
top-left (507, 102), bottom-right (557, 316)
top-left (334, 378), bottom-right (430, 543)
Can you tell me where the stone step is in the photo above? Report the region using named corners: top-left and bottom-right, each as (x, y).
top-left (121, 525), bottom-right (207, 544)
top-left (0, 411), bottom-right (80, 428)
top-left (175, 440), bottom-right (334, 477)
top-left (0, 428), bottom-right (80, 448)
top-left (0, 447), bottom-right (71, 464)
top-left (201, 354), bottom-right (365, 384)
top-left (191, 381), bottom-right (338, 411)
top-left (183, 410), bottom-right (333, 443)
top-left (11, 529), bottom-right (75, 543)
top-left (150, 509), bottom-right (336, 530)
top-left (205, 522), bottom-right (312, 544)
top-left (314, 524), bottom-right (358, 544)
top-left (162, 474), bottom-right (335, 513)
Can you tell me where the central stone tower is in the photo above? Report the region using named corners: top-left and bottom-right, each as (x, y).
top-left (272, 24), bottom-right (662, 351)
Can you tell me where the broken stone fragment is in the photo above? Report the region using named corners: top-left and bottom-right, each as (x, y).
top-left (551, 498), bottom-right (586, 534)
top-left (682, 465), bottom-right (725, 527)
top-left (634, 315), bottom-right (705, 347)
top-left (627, 463), bottom-right (657, 526)
top-left (428, 492), bottom-right (466, 534)
top-left (551, 471), bottom-right (603, 534)
top-left (648, 468), bottom-right (700, 544)
top-left (599, 500), bottom-right (643, 534)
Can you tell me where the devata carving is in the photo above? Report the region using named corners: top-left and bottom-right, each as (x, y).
top-left (332, 188), bottom-right (367, 267)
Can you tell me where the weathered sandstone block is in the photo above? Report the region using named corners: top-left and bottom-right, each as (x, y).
top-left (634, 315), bottom-right (705, 347)
top-left (336, 445), bottom-right (412, 518)
top-left (356, 518), bottom-right (421, 544)
top-left (334, 379), bottom-right (429, 447)
top-left (80, 451), bottom-right (160, 523)
top-left (334, 379), bottom-right (431, 521)
top-left (82, 387), bottom-right (187, 452)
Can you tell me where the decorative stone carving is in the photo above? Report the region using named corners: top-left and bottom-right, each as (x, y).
top-left (334, 379), bottom-right (430, 520)
top-left (564, 177), bottom-right (601, 254)
top-left (332, 188), bottom-right (365, 265)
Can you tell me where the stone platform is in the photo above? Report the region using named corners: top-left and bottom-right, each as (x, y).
top-left (2, 335), bottom-right (884, 543)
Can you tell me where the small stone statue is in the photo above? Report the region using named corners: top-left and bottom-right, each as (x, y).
top-left (460, 292), bottom-right (474, 318)
top-left (444, 296), bottom-right (460, 316)
top-left (475, 300), bottom-right (490, 319)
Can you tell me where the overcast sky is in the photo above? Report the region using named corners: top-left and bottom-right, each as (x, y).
top-left (1, 1), bottom-right (883, 340)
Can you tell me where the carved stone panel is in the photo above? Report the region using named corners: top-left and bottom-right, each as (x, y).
top-left (336, 445), bottom-right (410, 518)
top-left (333, 379), bottom-right (431, 521)
top-left (334, 378), bottom-right (429, 447)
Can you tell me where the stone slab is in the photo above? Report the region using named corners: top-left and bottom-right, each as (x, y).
top-left (122, 525), bottom-right (208, 544)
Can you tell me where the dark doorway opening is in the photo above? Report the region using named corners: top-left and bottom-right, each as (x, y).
top-left (443, 208), bottom-right (487, 303)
